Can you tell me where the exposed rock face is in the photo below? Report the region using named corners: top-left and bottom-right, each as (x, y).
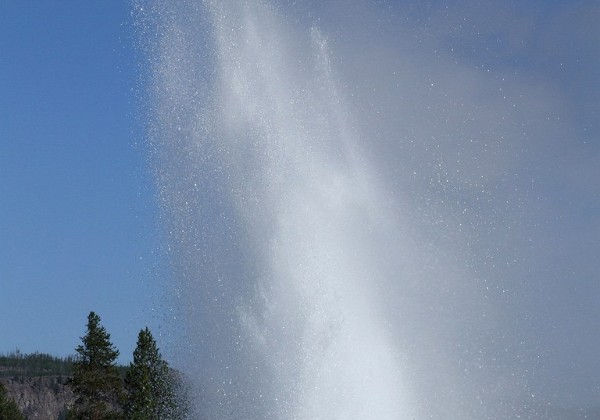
top-left (0, 376), bottom-right (74, 419)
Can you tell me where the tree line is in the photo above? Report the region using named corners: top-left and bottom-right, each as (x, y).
top-left (0, 312), bottom-right (188, 420)
top-left (0, 351), bottom-right (76, 377)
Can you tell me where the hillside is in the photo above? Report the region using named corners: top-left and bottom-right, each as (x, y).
top-left (0, 352), bottom-right (128, 419)
top-left (0, 375), bottom-right (73, 419)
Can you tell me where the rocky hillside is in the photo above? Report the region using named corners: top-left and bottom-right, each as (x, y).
top-left (0, 375), bottom-right (74, 419)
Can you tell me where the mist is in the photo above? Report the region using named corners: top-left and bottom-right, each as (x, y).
top-left (136, 0), bottom-right (600, 418)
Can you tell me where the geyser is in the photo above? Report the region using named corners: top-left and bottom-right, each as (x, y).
top-left (137, 0), bottom-right (599, 418)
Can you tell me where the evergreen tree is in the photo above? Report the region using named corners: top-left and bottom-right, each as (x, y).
top-left (124, 327), bottom-right (183, 419)
top-left (68, 312), bottom-right (124, 419)
top-left (0, 382), bottom-right (25, 420)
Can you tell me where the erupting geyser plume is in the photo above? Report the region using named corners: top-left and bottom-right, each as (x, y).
top-left (136, 0), bottom-right (599, 418)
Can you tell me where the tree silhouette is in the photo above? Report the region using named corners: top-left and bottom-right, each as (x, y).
top-left (0, 382), bottom-right (25, 420)
top-left (124, 327), bottom-right (183, 419)
top-left (68, 312), bottom-right (123, 419)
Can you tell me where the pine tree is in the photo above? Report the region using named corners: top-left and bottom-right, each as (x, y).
top-left (124, 327), bottom-right (183, 419)
top-left (0, 382), bottom-right (25, 420)
top-left (68, 312), bottom-right (124, 419)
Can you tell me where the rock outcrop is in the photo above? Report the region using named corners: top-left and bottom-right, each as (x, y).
top-left (0, 376), bottom-right (74, 419)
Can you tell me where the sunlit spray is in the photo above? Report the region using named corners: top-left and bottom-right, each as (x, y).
top-left (136, 1), bottom-right (544, 418)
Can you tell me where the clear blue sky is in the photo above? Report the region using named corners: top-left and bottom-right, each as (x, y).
top-left (0, 2), bottom-right (161, 363)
